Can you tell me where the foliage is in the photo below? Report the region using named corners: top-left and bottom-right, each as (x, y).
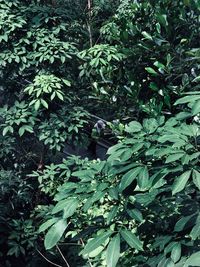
top-left (0, 0), bottom-right (200, 266)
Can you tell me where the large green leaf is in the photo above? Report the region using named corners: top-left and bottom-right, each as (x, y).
top-left (120, 229), bottom-right (143, 251)
top-left (183, 252), bottom-right (200, 267)
top-left (81, 231), bottom-right (113, 255)
top-left (119, 167), bottom-right (142, 192)
top-left (44, 219), bottom-right (68, 250)
top-left (106, 234), bottom-right (120, 267)
top-left (172, 170), bottom-right (191, 195)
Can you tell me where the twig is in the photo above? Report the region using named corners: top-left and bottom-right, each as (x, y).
top-left (36, 249), bottom-right (63, 267)
top-left (56, 245), bottom-right (70, 267)
top-left (80, 238), bottom-right (93, 267)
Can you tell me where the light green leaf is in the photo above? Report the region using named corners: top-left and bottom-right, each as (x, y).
top-left (44, 219), bottom-right (68, 249)
top-left (39, 218), bottom-right (60, 233)
top-left (183, 252), bottom-right (200, 267)
top-left (125, 121), bottom-right (142, 133)
top-left (174, 95), bottom-right (200, 105)
top-left (41, 99), bottom-right (48, 109)
top-left (171, 243), bottom-right (181, 263)
top-left (141, 31), bottom-right (153, 41)
top-left (172, 170), bottom-right (191, 195)
top-left (34, 99), bottom-right (41, 110)
top-left (106, 234), bottom-right (120, 267)
top-left (190, 213), bottom-right (200, 240)
top-left (81, 231), bottom-right (112, 255)
top-left (145, 67), bottom-right (158, 75)
top-left (120, 229), bottom-right (143, 251)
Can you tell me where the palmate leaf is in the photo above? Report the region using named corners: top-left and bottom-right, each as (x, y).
top-left (120, 229), bottom-right (143, 251)
top-left (106, 234), bottom-right (120, 267)
top-left (44, 219), bottom-right (68, 250)
top-left (172, 170), bottom-right (191, 195)
top-left (80, 231), bottom-right (113, 256)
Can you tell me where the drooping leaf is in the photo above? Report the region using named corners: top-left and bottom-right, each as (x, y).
top-left (192, 169), bottom-right (200, 190)
top-left (120, 229), bottom-right (143, 251)
top-left (44, 219), bottom-right (68, 249)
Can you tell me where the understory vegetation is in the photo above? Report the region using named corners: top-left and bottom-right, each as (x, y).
top-left (0, 0), bottom-right (200, 266)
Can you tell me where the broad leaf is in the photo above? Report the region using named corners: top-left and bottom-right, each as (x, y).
top-left (119, 167), bottom-right (142, 192)
top-left (44, 219), bottom-right (68, 249)
top-left (183, 252), bottom-right (200, 267)
top-left (106, 234), bottom-right (120, 267)
top-left (172, 170), bottom-right (191, 195)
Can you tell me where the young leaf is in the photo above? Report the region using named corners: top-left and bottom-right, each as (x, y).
top-left (145, 67), bottom-right (158, 76)
top-left (81, 231), bottom-right (112, 255)
top-left (172, 170), bottom-right (191, 195)
top-left (120, 229), bottom-right (143, 251)
top-left (44, 219), bottom-right (68, 249)
top-left (106, 234), bottom-right (120, 267)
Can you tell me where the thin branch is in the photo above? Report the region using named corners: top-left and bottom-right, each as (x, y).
top-left (87, 0), bottom-right (93, 47)
top-left (56, 245), bottom-right (70, 267)
top-left (36, 249), bottom-right (63, 267)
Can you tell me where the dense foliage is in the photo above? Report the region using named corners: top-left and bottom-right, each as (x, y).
top-left (0, 0), bottom-right (200, 266)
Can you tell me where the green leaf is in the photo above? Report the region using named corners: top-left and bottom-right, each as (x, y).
top-left (34, 99), bottom-right (41, 110)
top-left (52, 198), bottom-right (78, 215)
top-left (39, 218), bottom-right (60, 233)
top-left (119, 167), bottom-right (142, 192)
top-left (127, 209), bottom-right (143, 223)
top-left (171, 243), bottom-right (181, 263)
top-left (41, 99), bottom-right (48, 109)
top-left (183, 252), bottom-right (200, 267)
top-left (56, 91), bottom-right (64, 101)
top-left (174, 95), bottom-right (200, 105)
top-left (145, 67), bottom-right (158, 75)
top-left (125, 121), bottom-right (142, 133)
top-left (193, 170), bottom-right (200, 190)
top-left (141, 31), bottom-right (153, 41)
top-left (106, 234), bottom-right (120, 267)
top-left (81, 231), bottom-right (112, 255)
top-left (138, 166), bottom-right (149, 189)
top-left (174, 214), bottom-right (194, 232)
top-left (44, 219), bottom-right (68, 249)
top-left (172, 170), bottom-right (191, 195)
top-left (120, 229), bottom-right (143, 251)
top-left (165, 153), bottom-right (185, 163)
top-left (107, 206), bottom-right (118, 224)
top-left (190, 213), bottom-right (200, 240)
top-left (192, 100), bottom-right (200, 115)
